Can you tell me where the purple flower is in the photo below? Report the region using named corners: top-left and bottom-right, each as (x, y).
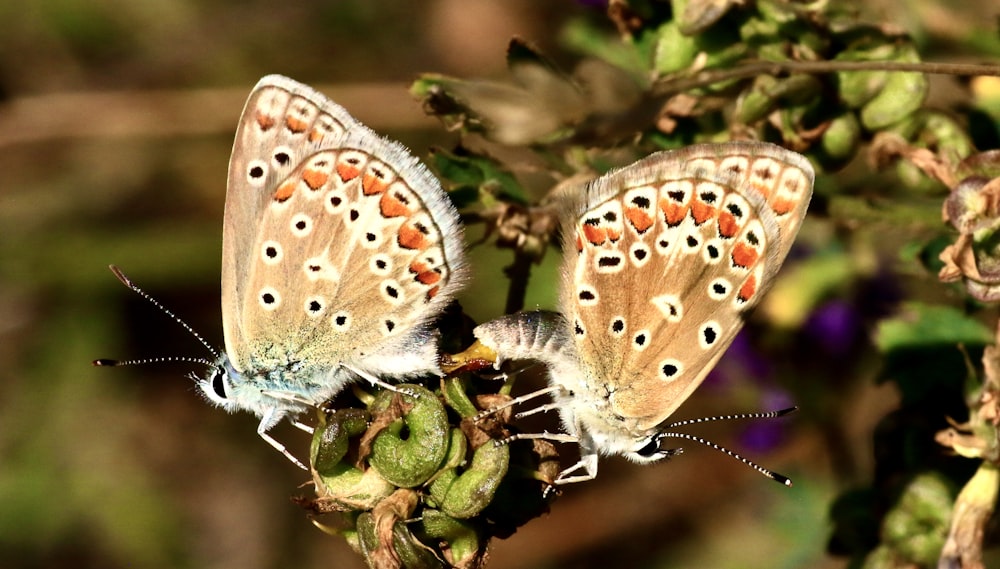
top-left (805, 300), bottom-right (862, 356)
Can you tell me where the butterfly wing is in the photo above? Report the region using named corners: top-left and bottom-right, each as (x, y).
top-left (560, 142), bottom-right (813, 433)
top-left (222, 75), bottom-right (465, 382)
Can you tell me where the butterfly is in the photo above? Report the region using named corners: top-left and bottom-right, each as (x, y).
top-left (99, 75), bottom-right (465, 467)
top-left (471, 142), bottom-right (813, 484)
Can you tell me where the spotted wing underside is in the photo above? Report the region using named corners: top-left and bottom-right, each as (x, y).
top-left (560, 142), bottom-right (813, 430)
top-left (222, 76), bottom-right (464, 376)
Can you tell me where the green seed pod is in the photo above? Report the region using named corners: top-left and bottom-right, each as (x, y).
top-left (355, 490), bottom-right (443, 569)
top-left (419, 509), bottom-right (483, 567)
top-left (880, 473), bottom-right (953, 565)
top-left (441, 376), bottom-right (479, 419)
top-left (881, 109), bottom-right (924, 141)
top-left (442, 428), bottom-right (469, 469)
top-left (356, 511), bottom-right (443, 569)
top-left (771, 74), bottom-right (823, 105)
top-left (756, 0), bottom-right (797, 26)
top-left (895, 158), bottom-right (942, 194)
top-left (699, 40), bottom-right (749, 75)
top-left (311, 409), bottom-right (395, 512)
top-left (355, 512), bottom-right (380, 564)
top-left (821, 112), bottom-right (861, 161)
top-left (737, 74), bottom-right (823, 124)
top-left (737, 77), bottom-right (778, 124)
top-left (835, 43), bottom-right (895, 109)
top-left (428, 439), bottom-right (510, 519)
top-left (652, 21), bottom-right (698, 75)
top-left (311, 408), bottom-right (369, 476)
top-left (859, 46), bottom-right (928, 131)
top-left (312, 460), bottom-right (396, 512)
top-left (923, 112), bottom-right (975, 161)
top-left (369, 385), bottom-right (450, 488)
top-left (391, 519), bottom-right (445, 569)
top-left (739, 15), bottom-right (780, 44)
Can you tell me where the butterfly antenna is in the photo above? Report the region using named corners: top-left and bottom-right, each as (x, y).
top-left (93, 356), bottom-right (216, 368)
top-left (662, 407), bottom-right (798, 430)
top-left (657, 431), bottom-right (793, 487)
top-left (101, 264), bottom-right (220, 360)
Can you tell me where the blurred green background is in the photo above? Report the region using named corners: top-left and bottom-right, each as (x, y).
top-left (1, 1), bottom-right (998, 568)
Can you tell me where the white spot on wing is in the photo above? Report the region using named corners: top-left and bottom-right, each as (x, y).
top-left (632, 329), bottom-right (651, 352)
top-left (331, 311), bottom-right (351, 331)
top-left (304, 296), bottom-right (326, 317)
top-left (369, 254), bottom-right (392, 276)
top-left (629, 242), bottom-right (651, 268)
top-left (381, 279), bottom-right (404, 305)
top-left (258, 287), bottom-right (281, 311)
top-left (577, 284), bottom-right (599, 307)
top-left (289, 213), bottom-right (313, 237)
top-left (698, 321), bottom-right (721, 349)
top-left (261, 241), bottom-right (283, 265)
top-left (594, 251), bottom-right (626, 274)
top-left (608, 316), bottom-right (626, 337)
top-left (303, 256), bottom-right (338, 282)
top-left (659, 358), bottom-right (684, 382)
top-left (703, 238), bottom-right (724, 265)
top-left (652, 294), bottom-right (683, 323)
top-left (707, 278), bottom-right (731, 300)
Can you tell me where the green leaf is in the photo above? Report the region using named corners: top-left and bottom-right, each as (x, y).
top-left (875, 303), bottom-right (993, 352)
top-left (429, 148), bottom-right (529, 206)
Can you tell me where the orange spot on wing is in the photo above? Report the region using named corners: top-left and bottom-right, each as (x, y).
top-left (308, 129), bottom-right (323, 143)
top-left (772, 197), bottom-right (794, 215)
top-left (379, 192), bottom-right (411, 218)
top-left (362, 171), bottom-right (389, 196)
top-left (738, 274), bottom-right (757, 302)
top-left (659, 199), bottom-right (687, 226)
top-left (690, 200), bottom-right (715, 225)
top-left (337, 162), bottom-right (360, 182)
top-left (624, 207), bottom-right (655, 233)
top-left (285, 116), bottom-right (308, 133)
top-left (410, 261), bottom-right (442, 285)
top-left (426, 286), bottom-right (440, 301)
top-left (606, 227), bottom-right (621, 242)
top-left (273, 181), bottom-right (296, 202)
top-left (398, 224), bottom-right (428, 250)
top-left (256, 112), bottom-right (276, 131)
top-left (718, 211), bottom-right (739, 238)
top-left (576, 234), bottom-right (583, 252)
top-left (581, 224), bottom-right (606, 246)
top-left (731, 242), bottom-right (758, 268)
top-left (750, 180), bottom-right (772, 199)
top-left (302, 169), bottom-right (329, 190)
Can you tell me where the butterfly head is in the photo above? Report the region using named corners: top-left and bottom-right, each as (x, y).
top-left (193, 354), bottom-right (292, 425)
top-left (594, 429), bottom-right (675, 464)
top-left (195, 355), bottom-right (245, 412)
top-left (562, 397), bottom-right (675, 464)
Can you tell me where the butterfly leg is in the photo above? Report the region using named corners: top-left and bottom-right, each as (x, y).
top-left (258, 391), bottom-right (317, 434)
top-left (514, 401), bottom-right (565, 419)
top-left (256, 411), bottom-right (309, 471)
top-left (262, 389), bottom-right (313, 406)
top-left (500, 430), bottom-right (599, 487)
top-left (343, 364), bottom-right (418, 396)
top-left (258, 429), bottom-right (308, 470)
top-left (552, 454), bottom-right (599, 485)
top-left (500, 430), bottom-right (579, 445)
top-left (473, 385), bottom-right (565, 422)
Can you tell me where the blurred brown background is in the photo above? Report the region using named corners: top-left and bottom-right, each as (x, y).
top-left (1, 1), bottom-right (995, 568)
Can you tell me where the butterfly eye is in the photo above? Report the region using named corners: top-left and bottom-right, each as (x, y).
top-left (637, 437), bottom-right (661, 458)
top-left (211, 370), bottom-right (228, 400)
